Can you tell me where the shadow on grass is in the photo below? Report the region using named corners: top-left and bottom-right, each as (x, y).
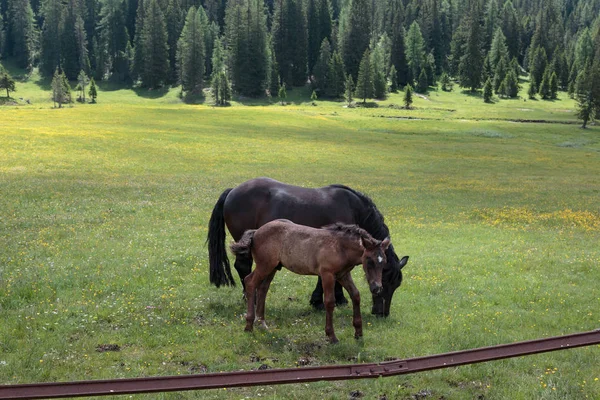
top-left (133, 85), bottom-right (171, 99)
top-left (461, 89), bottom-right (482, 98)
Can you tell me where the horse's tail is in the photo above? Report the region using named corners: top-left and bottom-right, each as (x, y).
top-left (207, 188), bottom-right (235, 287)
top-left (229, 229), bottom-right (256, 258)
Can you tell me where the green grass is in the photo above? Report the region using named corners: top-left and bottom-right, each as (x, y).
top-left (1, 66), bottom-right (599, 399)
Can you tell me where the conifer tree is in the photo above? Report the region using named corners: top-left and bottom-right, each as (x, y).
top-left (165, 0), bottom-right (184, 83)
top-left (327, 50), bottom-right (345, 98)
top-left (311, 90), bottom-right (317, 104)
top-left (405, 21), bottom-right (425, 84)
top-left (458, 0), bottom-right (484, 92)
top-left (0, 70), bottom-right (16, 97)
top-left (40, 0), bottom-right (64, 76)
top-left (140, 0), bottom-right (169, 88)
top-left (488, 27), bottom-right (508, 69)
top-left (528, 81), bottom-right (536, 99)
top-left (529, 47), bottom-right (547, 89)
top-left (77, 70), bottom-right (90, 102)
top-left (483, 78), bottom-right (492, 102)
top-left (389, 7), bottom-right (408, 86)
top-left (312, 38), bottom-right (331, 93)
top-left (403, 83), bottom-right (413, 109)
top-left (0, 13), bottom-right (5, 59)
top-left (389, 64), bottom-right (398, 92)
top-left (62, 0), bottom-right (88, 80)
top-left (440, 72), bottom-right (452, 91)
top-left (177, 6), bottom-right (205, 94)
top-left (89, 77), bottom-right (98, 102)
top-left (74, 15), bottom-right (91, 75)
top-left (132, 0), bottom-right (146, 80)
top-left (539, 67), bottom-right (551, 100)
top-left (574, 64), bottom-right (596, 128)
top-left (493, 56), bottom-right (508, 93)
top-left (51, 68), bottom-right (67, 108)
top-left (340, 0), bottom-right (371, 80)
top-left (272, 0), bottom-right (307, 87)
top-left (98, 0), bottom-right (130, 81)
top-left (9, 0), bottom-right (36, 69)
top-left (344, 74), bottom-right (354, 105)
top-left (501, 70), bottom-right (519, 98)
top-left (549, 71), bottom-right (558, 100)
top-left (278, 81), bottom-right (286, 104)
top-left (354, 49), bottom-right (373, 103)
top-left (417, 67), bottom-right (428, 93)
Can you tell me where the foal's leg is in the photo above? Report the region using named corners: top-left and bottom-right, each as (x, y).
top-left (321, 272), bottom-right (338, 344)
top-left (337, 273), bottom-right (362, 339)
top-left (234, 254), bottom-right (253, 298)
top-left (255, 270), bottom-right (277, 329)
top-left (310, 278), bottom-right (348, 310)
top-left (243, 261), bottom-right (276, 332)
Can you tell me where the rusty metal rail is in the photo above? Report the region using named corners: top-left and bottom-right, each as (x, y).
top-left (1, 330), bottom-right (599, 399)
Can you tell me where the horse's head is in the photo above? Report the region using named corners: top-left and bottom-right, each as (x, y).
top-left (360, 237), bottom-right (391, 296)
top-left (371, 247), bottom-right (409, 317)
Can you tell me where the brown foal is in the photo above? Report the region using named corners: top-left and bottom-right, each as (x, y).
top-left (230, 219), bottom-right (391, 343)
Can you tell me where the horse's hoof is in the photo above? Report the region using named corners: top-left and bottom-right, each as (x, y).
top-left (258, 320), bottom-right (269, 330)
top-left (354, 333), bottom-right (363, 340)
top-left (335, 297), bottom-right (348, 306)
top-left (328, 336), bottom-right (339, 344)
top-left (310, 301), bottom-right (325, 311)
top-left (245, 325), bottom-right (254, 332)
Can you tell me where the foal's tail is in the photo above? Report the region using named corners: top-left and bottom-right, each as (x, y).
top-left (207, 188), bottom-right (235, 287)
top-left (229, 230), bottom-right (256, 258)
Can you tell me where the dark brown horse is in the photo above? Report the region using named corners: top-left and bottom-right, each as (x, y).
top-left (230, 220), bottom-right (391, 343)
top-left (207, 177), bottom-right (409, 317)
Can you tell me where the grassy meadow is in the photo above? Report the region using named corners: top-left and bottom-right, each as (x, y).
top-left (1, 69), bottom-right (600, 399)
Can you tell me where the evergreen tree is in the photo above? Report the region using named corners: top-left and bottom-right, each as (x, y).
top-left (177, 6), bottom-right (205, 94)
top-left (440, 71), bottom-right (452, 91)
top-left (51, 68), bottom-right (67, 107)
top-left (132, 0), bottom-right (146, 80)
top-left (388, 3), bottom-right (408, 86)
top-left (499, 0), bottom-right (519, 61)
top-left (211, 70), bottom-right (231, 105)
top-left (0, 13), bottom-right (5, 59)
top-left (61, 72), bottom-right (73, 103)
top-left (40, 0), bottom-right (64, 76)
top-left (61, 0), bottom-right (84, 80)
top-left (354, 49), bottom-right (373, 103)
top-left (403, 83), bottom-right (413, 109)
top-left (529, 46), bottom-right (547, 89)
top-left (272, 0), bottom-right (307, 87)
top-left (224, 0), bottom-right (270, 97)
top-left (481, 55), bottom-right (493, 84)
top-left (165, 0), bottom-right (184, 83)
top-left (74, 15), bottom-right (91, 75)
top-left (458, 0), bottom-right (484, 92)
top-left (311, 89), bottom-right (317, 103)
top-left (501, 70), bottom-right (519, 98)
top-left (527, 81), bottom-right (536, 99)
top-left (98, 0), bottom-right (130, 81)
top-left (493, 56), bottom-right (508, 93)
top-left (88, 77), bottom-right (98, 102)
top-left (340, 0), bottom-right (371, 80)
top-left (77, 69), bottom-right (90, 102)
top-left (327, 50), bottom-right (345, 98)
top-left (278, 81), bottom-right (286, 104)
top-left (489, 27), bottom-right (508, 69)
top-left (140, 0), bottom-right (169, 88)
top-left (549, 71), bottom-right (558, 100)
top-left (574, 28), bottom-right (594, 72)
top-left (483, 77), bottom-right (492, 102)
top-left (0, 70), bottom-right (16, 97)
top-left (344, 74), bottom-right (353, 105)
top-left (417, 67), bottom-right (428, 93)
top-left (312, 38), bottom-right (330, 93)
top-left (539, 67), bottom-right (551, 100)
top-left (389, 64), bottom-right (398, 92)
top-left (574, 64), bottom-right (597, 128)
top-left (9, 0), bottom-right (36, 69)
top-left (306, 0), bottom-right (320, 75)
top-left (405, 21), bottom-right (425, 84)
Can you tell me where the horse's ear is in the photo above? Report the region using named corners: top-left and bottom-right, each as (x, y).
top-left (398, 256), bottom-right (409, 270)
top-left (381, 238), bottom-right (391, 250)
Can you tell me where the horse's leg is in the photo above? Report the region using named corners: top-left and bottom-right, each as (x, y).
top-left (243, 271), bottom-right (258, 332)
top-left (310, 278), bottom-right (347, 310)
top-left (321, 272), bottom-right (338, 344)
top-left (337, 273), bottom-right (362, 339)
top-left (255, 270), bottom-right (277, 330)
top-left (234, 254), bottom-right (253, 298)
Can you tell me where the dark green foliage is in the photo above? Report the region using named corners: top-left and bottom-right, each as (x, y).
top-left (458, 0), bottom-right (484, 91)
top-left (165, 0), bottom-right (184, 83)
top-left (501, 70), bottom-right (519, 98)
top-left (177, 6), bottom-right (205, 94)
top-left (51, 68), bottom-right (70, 107)
top-left (77, 70), bottom-right (89, 102)
top-left (0, 70), bottom-right (16, 97)
top-left (340, 0), bottom-right (371, 80)
top-left (493, 56), bottom-right (507, 93)
top-left (140, 0), bottom-right (169, 88)
top-left (417, 67), bottom-right (428, 93)
top-left (344, 74), bottom-right (353, 105)
top-left (405, 21), bottom-right (425, 84)
top-left (40, 0), bottom-right (63, 76)
top-left (312, 38), bottom-right (330, 94)
top-left (88, 77), bottom-right (97, 102)
top-left (574, 64), bottom-right (596, 128)
top-left (440, 71), bottom-right (452, 91)
top-left (403, 83), bottom-right (413, 109)
top-left (528, 81), bottom-right (536, 99)
top-left (483, 77), bottom-right (492, 102)
top-left (98, 0), bottom-right (130, 81)
top-left (132, 0), bottom-right (146, 80)
top-left (310, 90), bottom-right (317, 103)
top-left (211, 70), bottom-right (231, 105)
top-left (61, 0), bottom-right (86, 81)
top-left (327, 50), bottom-right (345, 98)
top-left (388, 2), bottom-right (408, 87)
top-left (549, 71), bottom-right (558, 100)
top-left (9, 0), bottom-right (36, 69)
top-left (529, 47), bottom-right (547, 89)
top-left (272, 0), bottom-right (307, 87)
top-left (539, 67), bottom-right (551, 100)
top-left (278, 81), bottom-right (286, 104)
top-left (489, 27), bottom-right (508, 68)
top-left (389, 64), bottom-right (398, 93)
top-left (225, 0), bottom-right (269, 97)
top-left (354, 49), bottom-right (373, 103)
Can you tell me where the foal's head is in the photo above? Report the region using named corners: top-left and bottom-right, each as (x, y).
top-left (360, 237), bottom-right (391, 295)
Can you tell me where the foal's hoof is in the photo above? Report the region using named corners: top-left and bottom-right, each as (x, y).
top-left (328, 336), bottom-right (339, 344)
top-left (244, 324), bottom-right (254, 332)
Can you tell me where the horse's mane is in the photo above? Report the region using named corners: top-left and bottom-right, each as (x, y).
top-left (322, 223), bottom-right (379, 247)
top-left (328, 184), bottom-right (390, 240)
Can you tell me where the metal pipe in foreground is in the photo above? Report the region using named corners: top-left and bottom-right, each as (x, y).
top-left (1, 330), bottom-right (599, 399)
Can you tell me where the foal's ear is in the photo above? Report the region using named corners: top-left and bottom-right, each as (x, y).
top-left (381, 238), bottom-right (391, 250)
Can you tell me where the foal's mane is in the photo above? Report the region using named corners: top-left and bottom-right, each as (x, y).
top-left (322, 223), bottom-right (379, 247)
